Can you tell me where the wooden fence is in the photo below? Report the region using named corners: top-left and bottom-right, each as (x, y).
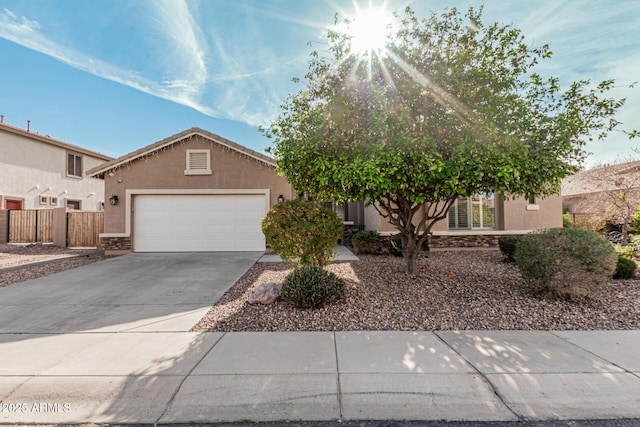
top-left (7, 209), bottom-right (103, 247)
top-left (67, 211), bottom-right (103, 247)
top-left (8, 210), bottom-right (53, 243)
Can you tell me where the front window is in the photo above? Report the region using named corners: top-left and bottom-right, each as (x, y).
top-left (67, 153), bottom-right (82, 178)
top-left (449, 194), bottom-right (496, 230)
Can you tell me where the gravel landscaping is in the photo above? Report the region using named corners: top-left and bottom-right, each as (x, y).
top-left (3, 244), bottom-right (639, 331)
top-left (0, 244), bottom-right (105, 288)
top-left (192, 250), bottom-right (640, 332)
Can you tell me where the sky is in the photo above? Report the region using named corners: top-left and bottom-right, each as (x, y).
top-left (0, 0), bottom-right (639, 169)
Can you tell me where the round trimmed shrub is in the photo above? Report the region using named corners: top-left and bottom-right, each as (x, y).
top-left (614, 255), bottom-right (637, 279)
top-left (515, 228), bottom-right (617, 300)
top-left (281, 266), bottom-right (346, 309)
top-left (498, 235), bottom-right (521, 263)
top-left (261, 199), bottom-right (343, 267)
top-left (352, 230), bottom-right (382, 254)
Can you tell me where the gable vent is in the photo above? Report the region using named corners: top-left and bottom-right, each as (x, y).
top-left (185, 149), bottom-right (212, 175)
top-left (189, 152), bottom-right (208, 169)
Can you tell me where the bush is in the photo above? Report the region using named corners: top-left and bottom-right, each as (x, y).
top-left (388, 235), bottom-right (404, 257)
top-left (281, 266), bottom-right (346, 308)
top-left (515, 228), bottom-right (617, 300)
top-left (614, 255), bottom-right (637, 279)
top-left (351, 230), bottom-right (382, 254)
top-left (498, 235), bottom-right (521, 262)
top-left (262, 199), bottom-right (343, 267)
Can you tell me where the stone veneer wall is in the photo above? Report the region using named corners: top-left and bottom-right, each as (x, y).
top-left (101, 236), bottom-right (132, 252)
top-left (429, 234), bottom-right (524, 249)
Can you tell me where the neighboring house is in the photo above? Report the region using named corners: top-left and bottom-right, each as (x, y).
top-left (87, 128), bottom-right (294, 255)
top-left (562, 161), bottom-right (640, 228)
top-left (363, 193), bottom-right (563, 248)
top-left (0, 121), bottom-right (112, 211)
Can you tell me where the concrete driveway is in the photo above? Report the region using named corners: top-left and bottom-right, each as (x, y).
top-left (0, 252), bottom-right (261, 333)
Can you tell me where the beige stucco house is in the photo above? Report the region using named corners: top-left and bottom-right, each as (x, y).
top-left (87, 128), bottom-right (294, 255)
top-left (88, 126), bottom-right (562, 254)
top-left (0, 121), bottom-right (112, 211)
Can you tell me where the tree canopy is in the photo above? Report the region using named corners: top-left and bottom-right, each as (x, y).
top-left (262, 6), bottom-right (636, 274)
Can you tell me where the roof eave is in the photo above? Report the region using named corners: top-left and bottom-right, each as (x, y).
top-left (86, 128), bottom-right (277, 177)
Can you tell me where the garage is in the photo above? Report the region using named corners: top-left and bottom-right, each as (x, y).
top-left (133, 194), bottom-right (267, 252)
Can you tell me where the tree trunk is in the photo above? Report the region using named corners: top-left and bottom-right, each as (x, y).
top-left (621, 223), bottom-right (629, 246)
top-left (402, 231), bottom-right (420, 275)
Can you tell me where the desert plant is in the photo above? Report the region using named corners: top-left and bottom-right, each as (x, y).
top-left (614, 255), bottom-right (637, 279)
top-left (498, 235), bottom-right (521, 263)
top-left (261, 199), bottom-right (343, 267)
top-left (351, 230), bottom-right (382, 254)
top-left (281, 265), bottom-right (346, 308)
top-left (515, 228), bottom-right (617, 300)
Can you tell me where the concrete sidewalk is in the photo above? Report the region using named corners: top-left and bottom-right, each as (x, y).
top-left (1, 330), bottom-right (639, 424)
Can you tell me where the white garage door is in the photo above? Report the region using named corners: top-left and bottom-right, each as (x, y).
top-left (133, 194), bottom-right (266, 252)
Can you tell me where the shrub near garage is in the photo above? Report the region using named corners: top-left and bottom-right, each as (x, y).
top-left (515, 228), bottom-right (617, 300)
top-left (261, 199), bottom-right (343, 267)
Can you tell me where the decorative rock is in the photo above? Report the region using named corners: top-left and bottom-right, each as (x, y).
top-left (247, 282), bottom-right (282, 305)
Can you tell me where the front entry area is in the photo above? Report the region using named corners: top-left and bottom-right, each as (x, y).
top-left (133, 194), bottom-right (267, 252)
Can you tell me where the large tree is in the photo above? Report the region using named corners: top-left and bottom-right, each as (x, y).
top-left (263, 6), bottom-right (635, 274)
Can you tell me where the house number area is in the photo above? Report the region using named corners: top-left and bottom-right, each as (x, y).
top-left (1, 402), bottom-right (71, 413)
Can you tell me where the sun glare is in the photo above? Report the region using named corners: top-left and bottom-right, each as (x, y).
top-left (343, 2), bottom-right (395, 57)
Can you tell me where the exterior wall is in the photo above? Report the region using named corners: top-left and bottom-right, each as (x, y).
top-left (100, 135), bottom-right (294, 253)
top-left (0, 126), bottom-right (109, 211)
top-left (363, 194), bottom-right (563, 249)
top-left (502, 195), bottom-right (563, 230)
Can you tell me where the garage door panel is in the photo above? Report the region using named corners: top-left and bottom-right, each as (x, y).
top-left (133, 194), bottom-right (266, 252)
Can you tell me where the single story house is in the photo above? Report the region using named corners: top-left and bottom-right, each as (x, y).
top-left (89, 127), bottom-right (562, 254)
top-left (562, 161), bottom-right (640, 218)
top-left (561, 161), bottom-right (640, 234)
top-left (87, 128), bottom-right (294, 255)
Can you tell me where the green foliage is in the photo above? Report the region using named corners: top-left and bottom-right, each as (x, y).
top-left (562, 213), bottom-right (572, 228)
top-left (633, 204), bottom-right (640, 231)
top-left (614, 255), bottom-right (637, 279)
top-left (351, 230), bottom-right (382, 254)
top-left (261, 199), bottom-right (343, 267)
top-left (498, 235), bottom-right (521, 263)
top-left (515, 228), bottom-right (617, 300)
top-left (388, 236), bottom-right (404, 257)
top-left (263, 6), bottom-right (635, 274)
top-left (613, 243), bottom-right (636, 259)
top-left (281, 266), bottom-right (346, 308)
